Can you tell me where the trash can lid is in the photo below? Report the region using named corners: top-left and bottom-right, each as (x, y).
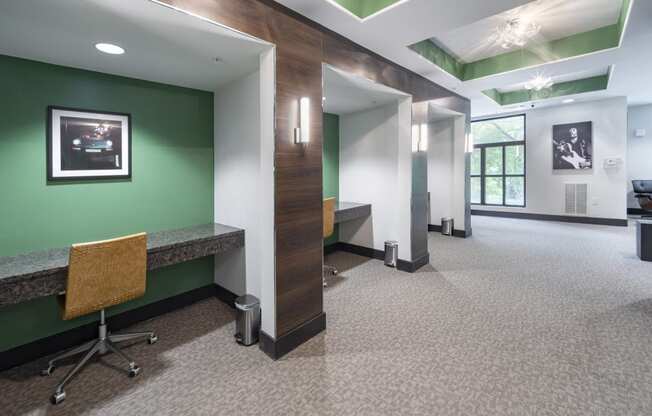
top-left (235, 294), bottom-right (260, 310)
top-left (441, 217), bottom-right (453, 221)
top-left (385, 240), bottom-right (398, 246)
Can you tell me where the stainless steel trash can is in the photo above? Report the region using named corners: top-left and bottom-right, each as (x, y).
top-left (384, 241), bottom-right (398, 267)
top-left (234, 294), bottom-right (260, 346)
top-left (441, 217), bottom-right (454, 236)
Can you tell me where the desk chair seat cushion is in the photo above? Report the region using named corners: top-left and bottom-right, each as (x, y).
top-left (63, 233), bottom-right (147, 320)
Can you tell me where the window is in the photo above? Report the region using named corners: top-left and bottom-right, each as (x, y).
top-left (470, 115), bottom-right (525, 207)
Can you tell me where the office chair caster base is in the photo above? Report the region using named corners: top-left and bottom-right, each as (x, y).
top-left (50, 390), bottom-right (66, 405)
top-left (147, 334), bottom-right (158, 345)
top-left (41, 366), bottom-right (55, 376)
top-left (128, 365), bottom-right (141, 378)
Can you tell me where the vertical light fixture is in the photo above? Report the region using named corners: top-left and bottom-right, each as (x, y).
top-left (418, 123), bottom-right (428, 152)
top-left (412, 124), bottom-right (428, 152)
top-left (295, 97), bottom-right (310, 143)
top-left (412, 124), bottom-right (420, 152)
top-left (465, 133), bottom-right (474, 153)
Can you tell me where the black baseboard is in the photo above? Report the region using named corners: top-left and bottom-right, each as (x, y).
top-left (336, 242), bottom-right (385, 260)
top-left (324, 243), bottom-right (340, 256)
top-left (0, 283), bottom-right (236, 372)
top-left (628, 208), bottom-right (647, 216)
top-left (324, 242), bottom-right (428, 272)
top-left (397, 253), bottom-right (430, 273)
top-left (428, 224), bottom-right (469, 238)
top-left (259, 312), bottom-right (326, 360)
top-left (471, 210), bottom-right (628, 227)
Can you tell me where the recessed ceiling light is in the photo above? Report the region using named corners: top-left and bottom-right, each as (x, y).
top-left (95, 43), bottom-right (125, 55)
top-left (562, 98), bottom-right (575, 104)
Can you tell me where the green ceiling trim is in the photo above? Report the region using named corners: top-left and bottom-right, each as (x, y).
top-left (482, 73), bottom-right (610, 106)
top-left (409, 40), bottom-right (464, 79)
top-left (331, 0), bottom-right (403, 19)
top-left (465, 25), bottom-right (619, 80)
top-left (409, 0), bottom-right (631, 81)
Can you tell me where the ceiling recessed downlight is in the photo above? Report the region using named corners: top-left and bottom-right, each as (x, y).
top-left (562, 98), bottom-right (575, 104)
top-left (95, 43), bottom-right (125, 55)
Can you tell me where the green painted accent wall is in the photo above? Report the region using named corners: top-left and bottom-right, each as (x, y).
top-left (0, 55), bottom-right (214, 351)
top-left (409, 0), bottom-right (631, 81)
top-left (323, 113), bottom-right (339, 246)
top-left (483, 74), bottom-right (610, 106)
top-left (332, 0), bottom-right (402, 19)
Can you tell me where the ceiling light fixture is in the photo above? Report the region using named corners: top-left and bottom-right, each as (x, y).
top-left (496, 18), bottom-right (541, 49)
top-left (562, 98), bottom-right (575, 104)
top-left (95, 43), bottom-right (125, 55)
top-left (524, 74), bottom-right (553, 91)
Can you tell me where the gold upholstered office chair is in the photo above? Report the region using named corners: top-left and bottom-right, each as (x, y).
top-left (323, 197), bottom-right (338, 287)
top-left (41, 233), bottom-right (157, 405)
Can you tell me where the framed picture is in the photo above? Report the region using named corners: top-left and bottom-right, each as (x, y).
top-left (47, 106), bottom-right (131, 181)
top-left (552, 121), bottom-right (592, 170)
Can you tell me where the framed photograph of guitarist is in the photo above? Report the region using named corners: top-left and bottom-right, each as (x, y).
top-left (552, 121), bottom-right (592, 170)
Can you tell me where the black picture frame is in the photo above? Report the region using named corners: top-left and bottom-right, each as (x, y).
top-left (552, 121), bottom-right (592, 170)
top-left (47, 106), bottom-right (132, 181)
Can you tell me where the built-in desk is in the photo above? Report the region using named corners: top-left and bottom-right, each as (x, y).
top-left (0, 223), bottom-right (244, 307)
top-left (334, 201), bottom-right (371, 224)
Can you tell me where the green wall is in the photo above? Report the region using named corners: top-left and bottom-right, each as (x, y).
top-left (323, 113), bottom-right (339, 246)
top-left (0, 55), bottom-right (214, 351)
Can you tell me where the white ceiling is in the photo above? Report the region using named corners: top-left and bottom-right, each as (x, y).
top-left (433, 0), bottom-right (622, 63)
top-left (323, 64), bottom-right (409, 115)
top-left (276, 0), bottom-right (652, 117)
top-left (0, 0), bottom-right (271, 92)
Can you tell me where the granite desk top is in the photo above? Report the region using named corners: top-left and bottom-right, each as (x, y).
top-left (334, 202), bottom-right (372, 224)
top-left (0, 223), bottom-right (244, 307)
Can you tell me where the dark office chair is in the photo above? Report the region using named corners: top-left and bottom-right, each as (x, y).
top-left (633, 180), bottom-right (652, 217)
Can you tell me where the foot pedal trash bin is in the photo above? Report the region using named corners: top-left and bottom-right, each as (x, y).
top-left (234, 295), bottom-right (260, 346)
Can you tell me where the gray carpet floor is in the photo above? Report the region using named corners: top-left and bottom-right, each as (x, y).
top-left (2, 216), bottom-right (652, 415)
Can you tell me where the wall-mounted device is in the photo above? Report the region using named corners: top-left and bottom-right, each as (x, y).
top-left (294, 97), bottom-right (310, 144)
top-left (635, 129), bottom-right (646, 138)
top-left (603, 157), bottom-right (623, 169)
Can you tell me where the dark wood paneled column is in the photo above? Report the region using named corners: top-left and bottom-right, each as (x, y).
top-left (161, 0), bottom-right (469, 359)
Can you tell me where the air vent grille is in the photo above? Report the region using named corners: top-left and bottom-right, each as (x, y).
top-left (564, 183), bottom-right (589, 215)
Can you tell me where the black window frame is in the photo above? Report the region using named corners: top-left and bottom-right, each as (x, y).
top-left (470, 114), bottom-right (526, 208)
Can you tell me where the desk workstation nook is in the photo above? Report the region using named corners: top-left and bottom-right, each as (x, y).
top-left (321, 64), bottom-right (429, 272)
top-left (0, 0), bottom-right (281, 376)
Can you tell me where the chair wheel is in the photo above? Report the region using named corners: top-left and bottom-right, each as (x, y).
top-left (128, 365), bottom-right (141, 378)
top-left (332, 270), bottom-right (338, 276)
top-left (50, 390), bottom-right (66, 405)
top-left (148, 335), bottom-right (158, 345)
top-left (41, 366), bottom-right (54, 376)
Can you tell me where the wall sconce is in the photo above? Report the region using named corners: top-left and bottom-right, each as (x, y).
top-left (294, 97), bottom-right (310, 143)
top-left (465, 133), bottom-right (474, 153)
top-left (412, 123), bottom-right (428, 152)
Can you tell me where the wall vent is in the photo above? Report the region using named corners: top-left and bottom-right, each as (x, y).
top-left (564, 183), bottom-right (589, 215)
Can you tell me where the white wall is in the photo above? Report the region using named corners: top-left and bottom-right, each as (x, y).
top-left (339, 99), bottom-right (413, 260)
top-left (627, 104), bottom-right (652, 209)
top-left (427, 116), bottom-right (467, 230)
top-left (213, 48), bottom-right (276, 337)
top-left (473, 97), bottom-right (628, 220)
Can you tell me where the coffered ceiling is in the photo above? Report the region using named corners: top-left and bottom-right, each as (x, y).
top-left (275, 0), bottom-right (652, 117)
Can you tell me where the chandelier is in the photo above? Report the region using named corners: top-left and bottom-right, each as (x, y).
top-left (496, 18), bottom-right (541, 49)
top-left (524, 74), bottom-right (554, 91)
